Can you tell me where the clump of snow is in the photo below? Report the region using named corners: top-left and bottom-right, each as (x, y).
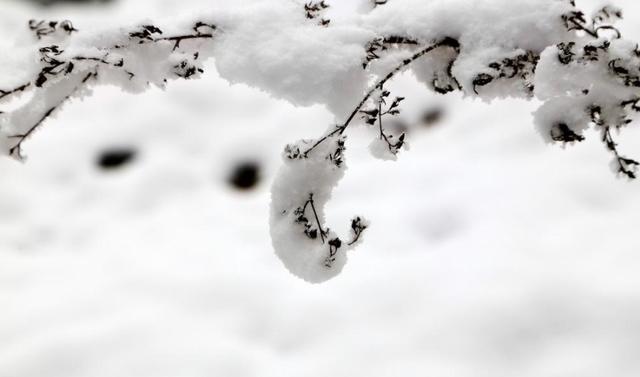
top-left (270, 133), bottom-right (366, 283)
top-left (210, 1), bottom-right (372, 117)
top-left (368, 136), bottom-right (403, 160)
top-left (534, 37), bottom-right (640, 143)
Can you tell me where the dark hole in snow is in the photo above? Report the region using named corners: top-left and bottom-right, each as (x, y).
top-left (96, 148), bottom-right (136, 170)
top-left (228, 161), bottom-right (261, 190)
top-left (421, 107), bottom-right (444, 127)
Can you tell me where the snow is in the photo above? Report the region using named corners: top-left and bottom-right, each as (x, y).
top-left (270, 141), bottom-right (349, 282)
top-left (2, 0), bottom-right (640, 375)
top-left (0, 0), bottom-right (585, 156)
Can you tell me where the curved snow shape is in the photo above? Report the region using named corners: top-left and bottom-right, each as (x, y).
top-left (270, 133), bottom-right (367, 283)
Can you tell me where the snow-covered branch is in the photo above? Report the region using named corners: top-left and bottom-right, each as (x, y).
top-left (0, 19), bottom-right (216, 159)
top-left (1, 0), bottom-right (639, 282)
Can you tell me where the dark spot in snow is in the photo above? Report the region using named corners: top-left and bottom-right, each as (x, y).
top-left (228, 161), bottom-right (261, 190)
top-left (96, 148), bottom-right (136, 170)
top-left (421, 107), bottom-right (444, 127)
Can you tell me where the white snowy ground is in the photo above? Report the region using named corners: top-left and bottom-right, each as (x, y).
top-left (2, 0), bottom-right (640, 376)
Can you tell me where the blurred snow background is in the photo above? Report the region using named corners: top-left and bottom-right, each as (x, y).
top-left (2, 0), bottom-right (640, 376)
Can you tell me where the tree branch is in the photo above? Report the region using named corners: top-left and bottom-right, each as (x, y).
top-left (303, 36), bottom-right (459, 156)
top-left (8, 71), bottom-right (96, 159)
top-left (0, 83), bottom-right (31, 102)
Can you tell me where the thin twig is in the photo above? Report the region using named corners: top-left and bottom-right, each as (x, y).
top-left (308, 193), bottom-right (326, 243)
top-left (8, 71), bottom-right (96, 159)
top-left (601, 126), bottom-right (638, 178)
top-left (303, 37), bottom-right (459, 156)
top-left (568, 18), bottom-right (598, 38)
top-left (159, 33), bottom-right (215, 51)
top-left (0, 83), bottom-right (31, 102)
